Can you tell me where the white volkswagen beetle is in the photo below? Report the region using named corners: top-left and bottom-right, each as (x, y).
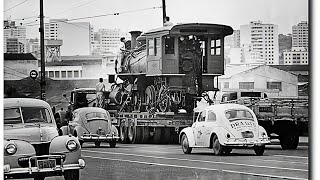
top-left (179, 104), bottom-right (270, 156)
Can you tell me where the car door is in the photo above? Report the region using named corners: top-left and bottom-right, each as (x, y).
top-left (200, 110), bottom-right (218, 147)
top-left (193, 110), bottom-right (206, 146)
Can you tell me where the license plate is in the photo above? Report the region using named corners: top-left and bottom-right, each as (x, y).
top-left (37, 159), bottom-right (56, 169)
top-left (241, 131), bottom-right (254, 138)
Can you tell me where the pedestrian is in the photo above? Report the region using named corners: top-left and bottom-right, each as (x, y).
top-left (163, 16), bottom-right (173, 26)
top-left (96, 78), bottom-right (106, 108)
top-left (57, 107), bottom-right (67, 126)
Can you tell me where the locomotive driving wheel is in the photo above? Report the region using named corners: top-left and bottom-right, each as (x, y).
top-left (132, 91), bottom-right (141, 112)
top-left (145, 85), bottom-right (156, 113)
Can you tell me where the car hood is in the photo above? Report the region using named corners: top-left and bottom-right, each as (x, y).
top-left (4, 124), bottom-right (59, 143)
top-left (83, 119), bottom-right (111, 134)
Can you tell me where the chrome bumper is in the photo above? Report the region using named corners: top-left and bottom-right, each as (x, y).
top-left (4, 156), bottom-right (85, 176)
top-left (224, 138), bottom-right (271, 146)
top-left (80, 134), bottom-right (119, 141)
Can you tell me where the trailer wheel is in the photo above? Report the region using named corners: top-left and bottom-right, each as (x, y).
top-left (181, 134), bottom-right (192, 154)
top-left (120, 123), bottom-right (128, 143)
top-left (253, 145), bottom-right (265, 156)
top-left (128, 122), bottom-right (135, 143)
top-left (280, 134), bottom-right (299, 149)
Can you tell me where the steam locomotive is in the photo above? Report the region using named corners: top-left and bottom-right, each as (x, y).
top-left (109, 23), bottom-right (233, 113)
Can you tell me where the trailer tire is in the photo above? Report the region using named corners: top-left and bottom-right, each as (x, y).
top-left (280, 134), bottom-right (299, 150)
top-left (120, 123), bottom-right (128, 143)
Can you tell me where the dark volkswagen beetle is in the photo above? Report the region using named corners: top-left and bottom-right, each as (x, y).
top-left (60, 107), bottom-right (119, 147)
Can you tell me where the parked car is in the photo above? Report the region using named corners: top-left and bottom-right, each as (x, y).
top-left (60, 107), bottom-right (119, 147)
top-left (179, 104), bottom-right (270, 156)
top-left (4, 98), bottom-right (85, 180)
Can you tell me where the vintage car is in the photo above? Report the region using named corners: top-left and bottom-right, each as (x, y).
top-left (60, 107), bottom-right (119, 147)
top-left (4, 98), bottom-right (85, 180)
top-left (179, 104), bottom-right (270, 156)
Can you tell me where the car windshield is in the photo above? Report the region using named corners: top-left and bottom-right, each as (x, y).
top-left (225, 109), bottom-right (253, 121)
top-left (4, 107), bottom-right (52, 124)
top-left (85, 112), bottom-right (108, 121)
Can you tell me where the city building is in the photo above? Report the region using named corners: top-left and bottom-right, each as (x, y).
top-left (240, 21), bottom-right (279, 65)
top-left (45, 19), bottom-right (92, 56)
top-left (4, 53), bottom-right (38, 80)
top-left (3, 20), bottom-right (27, 53)
top-left (91, 29), bottom-right (130, 55)
top-left (217, 65), bottom-right (298, 100)
top-left (292, 21), bottom-right (308, 49)
top-left (232, 29), bottom-right (240, 48)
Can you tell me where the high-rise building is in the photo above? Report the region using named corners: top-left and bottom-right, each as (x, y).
top-left (92, 29), bottom-right (130, 55)
top-left (292, 21), bottom-right (308, 49)
top-left (232, 30), bottom-right (240, 48)
top-left (3, 20), bottom-right (26, 53)
top-left (45, 19), bottom-right (92, 56)
top-left (240, 21), bottom-right (279, 65)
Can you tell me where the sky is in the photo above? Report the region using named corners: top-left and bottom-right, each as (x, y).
top-left (3, 0), bottom-right (309, 39)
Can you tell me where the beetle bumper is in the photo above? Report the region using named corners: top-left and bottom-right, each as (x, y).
top-left (224, 137), bottom-right (270, 147)
top-left (80, 134), bottom-right (119, 142)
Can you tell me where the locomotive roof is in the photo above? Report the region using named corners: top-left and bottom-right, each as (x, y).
top-left (145, 23), bottom-right (233, 37)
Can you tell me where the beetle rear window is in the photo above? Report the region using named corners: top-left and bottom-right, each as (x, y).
top-left (85, 112), bottom-right (108, 120)
top-left (225, 109), bottom-right (253, 120)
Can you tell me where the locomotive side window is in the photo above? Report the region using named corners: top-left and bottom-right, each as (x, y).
top-left (148, 38), bottom-right (154, 56)
top-left (165, 36), bottom-right (174, 54)
top-left (155, 37), bottom-right (160, 56)
top-left (210, 39), bottom-right (221, 56)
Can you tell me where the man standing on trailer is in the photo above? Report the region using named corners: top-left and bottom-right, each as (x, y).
top-left (96, 78), bottom-right (106, 108)
top-left (164, 16), bottom-right (173, 26)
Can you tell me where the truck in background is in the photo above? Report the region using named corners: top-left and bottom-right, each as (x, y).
top-left (220, 91), bottom-right (308, 149)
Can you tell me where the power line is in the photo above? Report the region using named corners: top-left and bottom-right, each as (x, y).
top-left (4, 0), bottom-right (30, 12)
top-left (52, 0), bottom-right (100, 17)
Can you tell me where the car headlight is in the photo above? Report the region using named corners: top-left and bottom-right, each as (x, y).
top-left (66, 140), bottom-right (78, 151)
top-left (5, 143), bottom-right (17, 155)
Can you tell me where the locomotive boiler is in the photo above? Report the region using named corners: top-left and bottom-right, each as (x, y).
top-left (109, 23), bottom-right (233, 113)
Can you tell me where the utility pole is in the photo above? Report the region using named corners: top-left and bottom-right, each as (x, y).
top-left (40, 0), bottom-right (46, 100)
top-left (162, 0), bottom-right (166, 25)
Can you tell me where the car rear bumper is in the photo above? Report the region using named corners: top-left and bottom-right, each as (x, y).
top-left (4, 158), bottom-right (85, 178)
top-left (224, 138), bottom-right (270, 147)
top-left (80, 134), bottom-right (119, 142)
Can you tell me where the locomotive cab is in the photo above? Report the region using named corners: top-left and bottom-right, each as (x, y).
top-left (112, 23), bottom-right (233, 113)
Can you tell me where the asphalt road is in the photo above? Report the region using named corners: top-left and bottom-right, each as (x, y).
top-left (19, 142), bottom-right (308, 180)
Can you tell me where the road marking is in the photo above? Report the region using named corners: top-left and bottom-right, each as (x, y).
top-left (83, 155), bottom-right (307, 180)
top-left (262, 159), bottom-right (308, 165)
top-left (82, 150), bottom-right (308, 172)
top-left (273, 155), bottom-right (308, 159)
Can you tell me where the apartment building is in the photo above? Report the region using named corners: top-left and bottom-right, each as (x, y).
top-left (240, 21), bottom-right (279, 65)
top-left (3, 20), bottom-right (26, 53)
top-left (292, 21), bottom-right (308, 49)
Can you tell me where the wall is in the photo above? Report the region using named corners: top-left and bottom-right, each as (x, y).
top-left (4, 60), bottom-right (38, 80)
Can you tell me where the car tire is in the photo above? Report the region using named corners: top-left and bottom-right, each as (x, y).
top-left (64, 169), bottom-right (80, 180)
top-left (181, 134), bottom-right (192, 154)
top-left (94, 141), bottom-right (101, 147)
top-left (109, 141), bottom-right (116, 148)
top-left (253, 145), bottom-right (265, 156)
top-left (212, 135), bottom-right (223, 155)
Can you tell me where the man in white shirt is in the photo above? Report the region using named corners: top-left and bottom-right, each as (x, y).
top-left (164, 16), bottom-right (173, 26)
top-left (96, 78), bottom-right (106, 108)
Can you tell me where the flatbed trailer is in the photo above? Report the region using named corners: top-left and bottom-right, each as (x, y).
top-left (110, 111), bottom-right (196, 144)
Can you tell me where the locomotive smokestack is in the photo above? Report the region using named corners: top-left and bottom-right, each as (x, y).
top-left (129, 31), bottom-right (142, 50)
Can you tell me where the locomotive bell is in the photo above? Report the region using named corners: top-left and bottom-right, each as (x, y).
top-left (129, 31), bottom-right (142, 49)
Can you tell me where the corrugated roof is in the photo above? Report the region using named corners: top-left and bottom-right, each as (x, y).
top-left (270, 65), bottom-right (309, 72)
top-left (220, 65), bottom-right (258, 78)
top-left (4, 53), bottom-right (37, 60)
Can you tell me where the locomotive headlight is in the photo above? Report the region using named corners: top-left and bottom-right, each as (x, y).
top-left (66, 140), bottom-right (78, 151)
top-left (5, 143), bottom-right (17, 155)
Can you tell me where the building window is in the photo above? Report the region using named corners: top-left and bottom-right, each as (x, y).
top-left (74, 70), bottom-right (79, 78)
top-left (267, 82), bottom-right (282, 91)
top-left (55, 71), bottom-right (60, 78)
top-left (61, 71), bottom-right (66, 78)
top-left (49, 71), bottom-right (54, 78)
top-left (239, 82), bottom-right (254, 89)
top-left (67, 71), bottom-right (72, 78)
top-left (224, 82), bottom-right (229, 89)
